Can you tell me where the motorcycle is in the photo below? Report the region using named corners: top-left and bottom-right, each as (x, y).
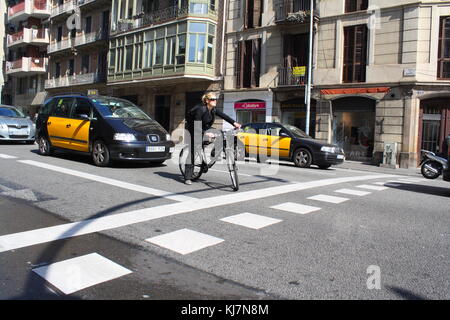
top-left (420, 149), bottom-right (449, 179)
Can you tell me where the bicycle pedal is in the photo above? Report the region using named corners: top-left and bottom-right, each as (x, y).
top-left (202, 166), bottom-right (209, 173)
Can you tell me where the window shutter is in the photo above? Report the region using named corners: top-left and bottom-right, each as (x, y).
top-left (235, 41), bottom-right (243, 88)
top-left (253, 0), bottom-right (262, 27)
top-left (251, 39), bottom-right (261, 87)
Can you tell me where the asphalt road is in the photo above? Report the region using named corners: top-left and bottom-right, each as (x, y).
top-left (0, 142), bottom-right (448, 300)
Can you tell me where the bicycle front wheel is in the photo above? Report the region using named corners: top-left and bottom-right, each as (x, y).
top-left (179, 145), bottom-right (204, 181)
top-left (226, 149), bottom-right (239, 191)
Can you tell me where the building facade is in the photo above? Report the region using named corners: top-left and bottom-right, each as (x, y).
top-left (223, 0), bottom-right (450, 169)
top-left (107, 0), bottom-right (223, 141)
top-left (5, 0), bottom-right (50, 116)
top-left (45, 0), bottom-right (110, 97)
top-left (314, 0), bottom-right (450, 168)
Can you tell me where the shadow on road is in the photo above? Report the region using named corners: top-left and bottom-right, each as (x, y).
top-left (387, 183), bottom-right (450, 198)
top-left (385, 285), bottom-right (429, 300)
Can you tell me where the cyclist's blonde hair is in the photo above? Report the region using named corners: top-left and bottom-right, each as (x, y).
top-left (201, 92), bottom-right (217, 105)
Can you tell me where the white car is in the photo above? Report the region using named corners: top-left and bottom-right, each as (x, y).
top-left (0, 105), bottom-right (36, 144)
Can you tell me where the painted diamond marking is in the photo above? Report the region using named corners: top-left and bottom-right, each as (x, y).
top-left (32, 253), bottom-right (132, 295)
top-left (220, 213), bottom-right (282, 230)
top-left (145, 229), bottom-right (224, 255)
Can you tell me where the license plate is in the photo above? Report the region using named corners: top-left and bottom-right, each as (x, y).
top-left (337, 155), bottom-right (345, 160)
top-left (146, 146), bottom-right (165, 152)
top-left (9, 129), bottom-right (27, 135)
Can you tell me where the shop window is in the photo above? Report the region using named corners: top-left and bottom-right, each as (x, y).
top-left (345, 0), bottom-right (368, 13)
top-left (343, 24), bottom-right (367, 83)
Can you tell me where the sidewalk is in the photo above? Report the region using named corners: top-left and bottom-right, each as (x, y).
top-left (336, 160), bottom-right (422, 177)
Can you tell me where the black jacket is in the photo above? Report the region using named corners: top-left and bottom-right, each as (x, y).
top-left (187, 104), bottom-right (235, 138)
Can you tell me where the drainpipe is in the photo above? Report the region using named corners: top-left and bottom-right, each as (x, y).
top-left (219, 0), bottom-right (227, 80)
top-left (305, 0), bottom-right (314, 135)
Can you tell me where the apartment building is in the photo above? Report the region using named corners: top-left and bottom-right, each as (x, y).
top-left (223, 0), bottom-right (317, 135)
top-left (0, 1), bottom-right (6, 103)
top-left (314, 0), bottom-right (450, 168)
top-left (5, 0), bottom-right (50, 116)
top-left (107, 0), bottom-right (223, 137)
top-left (45, 0), bottom-right (110, 96)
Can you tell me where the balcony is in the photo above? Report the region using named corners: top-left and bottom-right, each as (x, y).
top-left (7, 28), bottom-right (49, 48)
top-left (8, 0), bottom-right (50, 24)
top-left (77, 0), bottom-right (110, 10)
top-left (45, 72), bottom-right (106, 89)
top-left (278, 66), bottom-right (308, 87)
top-left (275, 0), bottom-right (318, 24)
top-left (50, 0), bottom-right (76, 20)
top-left (74, 30), bottom-right (108, 47)
top-left (48, 37), bottom-right (75, 54)
top-left (6, 57), bottom-right (48, 76)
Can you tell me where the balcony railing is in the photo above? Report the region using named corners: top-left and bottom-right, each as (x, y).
top-left (45, 72), bottom-right (106, 89)
top-left (275, 0), bottom-right (314, 23)
top-left (6, 57), bottom-right (48, 74)
top-left (278, 66), bottom-right (308, 86)
top-left (50, 0), bottom-right (76, 18)
top-left (7, 28), bottom-right (49, 47)
top-left (111, 5), bottom-right (190, 33)
top-left (74, 30), bottom-right (107, 46)
top-left (48, 37), bottom-right (75, 53)
top-left (8, 0), bottom-right (50, 20)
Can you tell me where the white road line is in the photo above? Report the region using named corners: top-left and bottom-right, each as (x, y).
top-left (0, 154), bottom-right (17, 159)
top-left (307, 194), bottom-right (349, 204)
top-left (356, 184), bottom-right (389, 191)
top-left (33, 253), bottom-right (132, 295)
top-left (220, 213), bottom-right (282, 230)
top-left (18, 160), bottom-right (195, 202)
top-left (271, 202), bottom-right (321, 215)
top-left (208, 168), bottom-right (253, 177)
top-left (145, 229), bottom-right (224, 255)
top-left (335, 189), bottom-right (371, 196)
top-left (0, 173), bottom-right (397, 253)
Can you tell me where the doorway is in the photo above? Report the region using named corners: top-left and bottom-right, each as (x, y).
top-left (419, 99), bottom-right (450, 156)
top-left (155, 95), bottom-right (171, 131)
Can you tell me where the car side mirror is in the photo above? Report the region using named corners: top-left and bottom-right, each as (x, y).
top-left (78, 114), bottom-right (90, 120)
top-left (280, 132), bottom-right (289, 137)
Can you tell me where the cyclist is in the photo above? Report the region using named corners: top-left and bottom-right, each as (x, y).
top-left (184, 92), bottom-right (241, 185)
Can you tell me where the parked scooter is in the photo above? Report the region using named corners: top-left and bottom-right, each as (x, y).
top-left (420, 149), bottom-right (449, 179)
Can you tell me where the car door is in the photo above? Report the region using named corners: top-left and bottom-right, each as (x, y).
top-left (237, 123), bottom-right (266, 156)
top-left (47, 97), bottom-right (75, 149)
top-left (66, 98), bottom-right (92, 152)
top-left (267, 124), bottom-right (292, 159)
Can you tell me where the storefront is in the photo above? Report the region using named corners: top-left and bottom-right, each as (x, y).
top-left (234, 100), bottom-right (266, 124)
top-left (280, 98), bottom-right (316, 138)
top-left (331, 97), bottom-right (376, 161)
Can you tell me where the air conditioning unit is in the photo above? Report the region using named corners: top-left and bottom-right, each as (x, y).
top-left (381, 142), bottom-right (398, 168)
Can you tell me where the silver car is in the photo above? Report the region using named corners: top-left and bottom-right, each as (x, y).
top-left (0, 105), bottom-right (36, 144)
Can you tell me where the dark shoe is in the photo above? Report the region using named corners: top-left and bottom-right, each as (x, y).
top-left (185, 179), bottom-right (192, 185)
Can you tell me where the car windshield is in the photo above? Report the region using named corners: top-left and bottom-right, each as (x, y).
top-left (92, 98), bottom-right (151, 120)
top-left (0, 107), bottom-right (26, 118)
top-left (284, 124), bottom-right (312, 139)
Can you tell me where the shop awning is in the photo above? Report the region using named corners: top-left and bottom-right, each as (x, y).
top-left (320, 87), bottom-right (391, 95)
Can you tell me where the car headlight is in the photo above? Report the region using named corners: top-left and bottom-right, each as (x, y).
top-left (166, 134), bottom-right (171, 141)
top-left (321, 146), bottom-right (336, 153)
top-left (114, 133), bottom-right (136, 142)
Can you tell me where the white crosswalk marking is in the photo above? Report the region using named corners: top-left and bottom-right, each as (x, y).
top-left (307, 194), bottom-right (349, 204)
top-left (145, 229), bottom-right (224, 255)
top-left (335, 189), bottom-right (371, 196)
top-left (271, 202), bottom-right (321, 215)
top-left (0, 154), bottom-right (17, 159)
top-left (220, 213), bottom-right (282, 230)
top-left (356, 184), bottom-right (389, 191)
top-left (32, 253), bottom-right (132, 295)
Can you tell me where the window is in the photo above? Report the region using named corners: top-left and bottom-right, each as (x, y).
top-left (155, 39), bottom-right (164, 64)
top-left (85, 16), bottom-right (92, 34)
top-left (245, 0), bottom-right (262, 29)
top-left (57, 26), bottom-right (62, 42)
top-left (68, 59), bottom-right (75, 76)
top-left (190, 2), bottom-right (208, 14)
top-left (166, 37), bottom-right (176, 65)
top-left (236, 39), bottom-right (261, 88)
top-left (52, 98), bottom-right (75, 117)
top-left (55, 62), bottom-right (61, 78)
top-left (18, 77), bottom-right (27, 95)
top-left (207, 35), bottom-right (214, 64)
top-left (345, 0), bottom-right (368, 13)
top-left (125, 45), bottom-right (133, 70)
top-left (177, 34), bottom-right (186, 64)
top-left (72, 99), bottom-right (92, 118)
top-left (117, 47), bottom-right (124, 71)
top-left (343, 25), bottom-right (368, 83)
top-left (109, 49), bottom-right (116, 68)
top-left (144, 41), bottom-right (154, 68)
top-left (81, 54), bottom-right (90, 73)
top-left (438, 16), bottom-right (450, 79)
top-left (188, 22), bottom-right (211, 63)
top-left (134, 43), bottom-right (143, 69)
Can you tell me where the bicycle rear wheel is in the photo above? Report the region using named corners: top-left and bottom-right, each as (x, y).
top-left (179, 145), bottom-right (204, 181)
top-left (226, 149), bottom-right (239, 191)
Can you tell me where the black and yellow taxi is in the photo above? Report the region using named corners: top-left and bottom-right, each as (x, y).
top-left (36, 95), bottom-right (175, 166)
top-left (237, 122), bottom-right (345, 169)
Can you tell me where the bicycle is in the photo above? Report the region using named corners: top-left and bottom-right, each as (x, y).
top-left (179, 129), bottom-right (241, 191)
